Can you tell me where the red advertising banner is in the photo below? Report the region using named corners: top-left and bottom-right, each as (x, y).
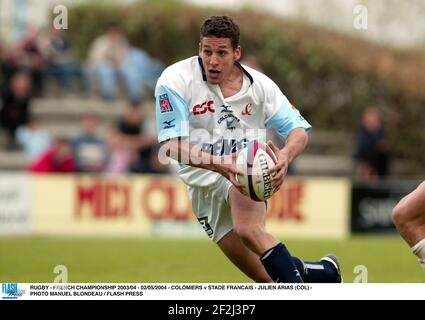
top-left (33, 175), bottom-right (349, 239)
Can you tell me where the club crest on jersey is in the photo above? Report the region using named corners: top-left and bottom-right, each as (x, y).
top-left (159, 94), bottom-right (174, 113)
top-left (241, 103), bottom-right (253, 116)
top-left (218, 104), bottom-right (240, 130)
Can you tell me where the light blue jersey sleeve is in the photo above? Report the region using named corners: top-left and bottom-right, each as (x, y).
top-left (155, 85), bottom-right (190, 143)
top-left (265, 95), bottom-right (312, 140)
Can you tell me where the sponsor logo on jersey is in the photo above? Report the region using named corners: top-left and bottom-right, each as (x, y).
top-left (218, 105), bottom-right (240, 130)
top-left (163, 119), bottom-right (176, 129)
top-left (192, 100), bottom-right (215, 115)
top-left (159, 94), bottom-right (174, 113)
top-left (241, 103), bottom-right (253, 116)
top-left (201, 138), bottom-right (248, 156)
top-left (220, 105), bottom-right (232, 113)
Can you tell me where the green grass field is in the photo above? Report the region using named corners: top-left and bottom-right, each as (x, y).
top-left (0, 235), bottom-right (423, 283)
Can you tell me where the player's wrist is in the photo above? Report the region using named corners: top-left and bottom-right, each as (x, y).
top-left (197, 155), bottom-right (218, 172)
top-left (206, 156), bottom-right (236, 177)
top-left (278, 149), bottom-right (291, 163)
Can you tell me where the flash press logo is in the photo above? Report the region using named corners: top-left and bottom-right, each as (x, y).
top-left (1, 283), bottom-right (25, 299)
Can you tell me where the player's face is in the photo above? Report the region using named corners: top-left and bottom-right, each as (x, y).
top-left (199, 37), bottom-right (241, 85)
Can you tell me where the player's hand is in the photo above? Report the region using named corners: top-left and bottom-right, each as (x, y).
top-left (267, 140), bottom-right (289, 192)
top-left (212, 154), bottom-right (247, 195)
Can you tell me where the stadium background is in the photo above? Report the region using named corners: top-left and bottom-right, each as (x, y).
top-left (0, 0), bottom-right (424, 283)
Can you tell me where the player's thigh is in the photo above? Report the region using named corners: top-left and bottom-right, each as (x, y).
top-left (228, 186), bottom-right (267, 228)
top-left (217, 230), bottom-right (272, 283)
top-left (396, 181), bottom-right (425, 222)
top-left (188, 177), bottom-right (234, 243)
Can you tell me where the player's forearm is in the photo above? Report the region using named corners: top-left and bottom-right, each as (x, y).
top-left (160, 139), bottom-right (219, 171)
top-left (280, 128), bottom-right (309, 163)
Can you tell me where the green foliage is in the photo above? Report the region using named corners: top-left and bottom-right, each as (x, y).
top-left (67, 1), bottom-right (125, 60)
top-left (64, 1), bottom-right (425, 174)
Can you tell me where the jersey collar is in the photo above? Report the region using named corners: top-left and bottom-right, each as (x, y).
top-left (197, 56), bottom-right (254, 85)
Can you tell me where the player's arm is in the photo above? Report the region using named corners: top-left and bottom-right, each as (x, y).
top-left (268, 128), bottom-right (308, 190)
top-left (263, 83), bottom-right (312, 190)
top-left (160, 138), bottom-right (212, 168)
top-left (160, 138), bottom-right (244, 191)
top-left (277, 127), bottom-right (309, 163)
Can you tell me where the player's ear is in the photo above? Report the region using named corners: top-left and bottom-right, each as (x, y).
top-left (234, 45), bottom-right (241, 61)
top-left (198, 42), bottom-right (202, 55)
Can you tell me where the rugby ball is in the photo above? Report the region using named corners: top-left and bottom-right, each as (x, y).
top-left (236, 140), bottom-right (278, 201)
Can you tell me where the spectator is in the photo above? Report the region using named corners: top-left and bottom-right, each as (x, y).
top-left (115, 104), bottom-right (166, 174)
top-left (117, 104), bottom-right (142, 135)
top-left (126, 47), bottom-right (164, 97)
top-left (132, 143), bottom-right (169, 174)
top-left (354, 106), bottom-right (390, 179)
top-left (2, 28), bottom-right (45, 96)
top-left (16, 119), bottom-right (53, 160)
top-left (0, 71), bottom-right (33, 149)
top-left (72, 115), bottom-right (108, 173)
top-left (105, 130), bottom-right (130, 174)
top-left (0, 41), bottom-right (5, 86)
top-left (87, 24), bottom-right (163, 104)
top-left (38, 26), bottom-right (87, 95)
top-left (240, 54), bottom-right (263, 72)
top-left (30, 138), bottom-right (75, 173)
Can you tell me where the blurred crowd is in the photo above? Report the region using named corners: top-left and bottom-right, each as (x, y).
top-left (0, 24), bottom-right (167, 175)
top-left (0, 24), bottom-right (393, 179)
top-left (1, 23), bottom-right (164, 101)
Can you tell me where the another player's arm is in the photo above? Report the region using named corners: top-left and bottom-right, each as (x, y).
top-left (160, 138), bottom-right (245, 192)
top-left (267, 128), bottom-right (309, 190)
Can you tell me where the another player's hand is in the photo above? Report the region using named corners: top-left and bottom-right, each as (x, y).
top-left (212, 154), bottom-right (247, 195)
top-left (267, 140), bottom-right (289, 192)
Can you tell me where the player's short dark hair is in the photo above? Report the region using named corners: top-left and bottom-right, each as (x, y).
top-left (200, 16), bottom-right (240, 50)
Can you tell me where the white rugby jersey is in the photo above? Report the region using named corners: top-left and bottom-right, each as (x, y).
top-left (155, 56), bottom-right (311, 187)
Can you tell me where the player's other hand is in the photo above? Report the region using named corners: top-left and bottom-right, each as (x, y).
top-left (267, 140), bottom-right (289, 192)
top-left (212, 154), bottom-right (247, 195)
